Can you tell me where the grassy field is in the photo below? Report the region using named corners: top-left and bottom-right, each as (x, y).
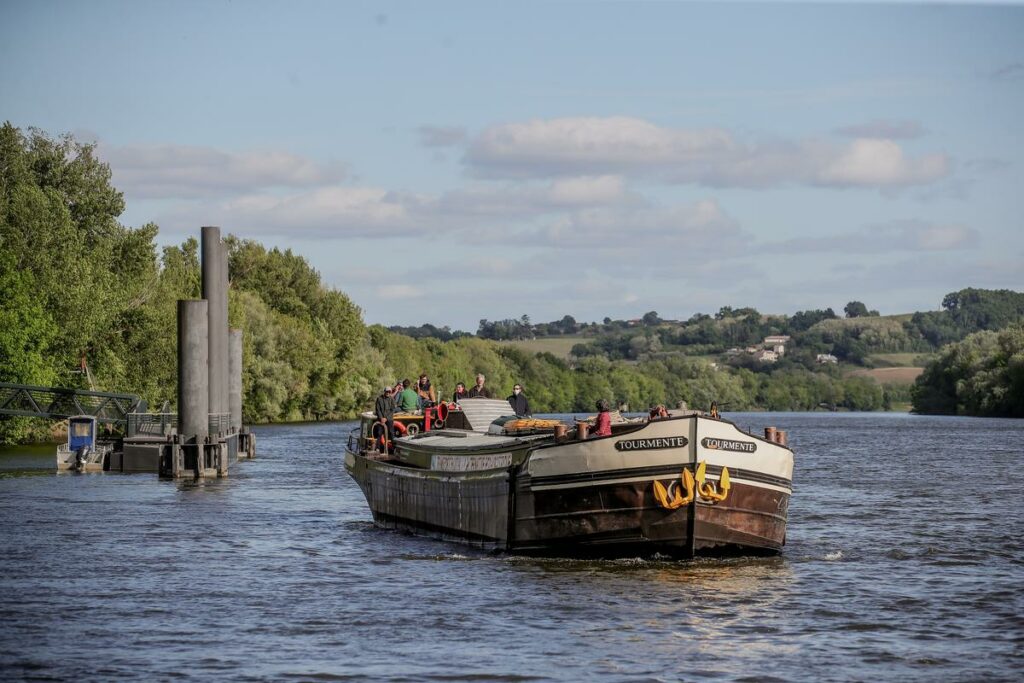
top-left (868, 352), bottom-right (933, 367)
top-left (501, 336), bottom-right (586, 360)
top-left (849, 366), bottom-right (924, 385)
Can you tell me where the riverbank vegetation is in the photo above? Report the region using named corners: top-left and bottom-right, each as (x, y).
top-left (0, 124), bottom-right (389, 442)
top-left (911, 324), bottom-right (1024, 417)
top-left (2, 125), bottom-right (1022, 442)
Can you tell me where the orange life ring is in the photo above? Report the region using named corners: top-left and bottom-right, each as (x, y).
top-left (393, 421), bottom-right (408, 435)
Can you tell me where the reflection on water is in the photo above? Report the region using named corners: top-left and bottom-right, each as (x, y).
top-left (1, 413), bottom-right (1022, 681)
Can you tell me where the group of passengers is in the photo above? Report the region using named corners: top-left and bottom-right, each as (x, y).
top-left (382, 373), bottom-right (531, 414)
top-left (373, 372), bottom-right (651, 448)
top-left (373, 373), bottom-right (535, 444)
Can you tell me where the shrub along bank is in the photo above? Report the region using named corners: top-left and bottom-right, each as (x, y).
top-left (911, 324), bottom-right (1024, 417)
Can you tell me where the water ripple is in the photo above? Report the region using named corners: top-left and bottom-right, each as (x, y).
top-left (1, 414), bottom-right (1022, 681)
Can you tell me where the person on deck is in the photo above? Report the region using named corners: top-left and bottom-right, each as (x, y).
top-left (649, 404), bottom-right (669, 420)
top-left (396, 379), bottom-right (420, 413)
top-left (374, 386), bottom-right (396, 451)
top-left (592, 399), bottom-right (612, 437)
top-left (452, 382), bottom-right (467, 404)
top-left (507, 383), bottom-right (531, 417)
top-left (416, 373), bottom-right (437, 407)
top-left (466, 373), bottom-right (491, 398)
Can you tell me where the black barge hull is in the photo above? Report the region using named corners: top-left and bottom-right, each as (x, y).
top-left (346, 453), bottom-right (789, 558)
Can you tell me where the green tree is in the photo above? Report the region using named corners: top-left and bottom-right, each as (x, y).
top-left (911, 323), bottom-right (1024, 417)
top-left (844, 301), bottom-right (870, 318)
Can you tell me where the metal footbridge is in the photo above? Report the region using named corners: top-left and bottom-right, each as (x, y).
top-left (0, 382), bottom-right (147, 424)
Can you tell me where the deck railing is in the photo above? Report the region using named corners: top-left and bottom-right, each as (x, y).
top-left (125, 412), bottom-right (234, 438)
top-left (126, 412), bottom-right (177, 438)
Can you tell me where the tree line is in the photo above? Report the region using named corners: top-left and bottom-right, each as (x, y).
top-left (2, 125), bottom-right (1019, 443)
top-left (472, 290), bottom-right (1024, 368)
top-left (413, 291), bottom-right (1024, 373)
top-left (0, 124), bottom-right (389, 442)
top-left (369, 328), bottom-right (892, 414)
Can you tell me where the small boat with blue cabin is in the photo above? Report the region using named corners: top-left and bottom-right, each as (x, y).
top-left (56, 415), bottom-right (113, 472)
top-left (345, 398), bottom-right (794, 558)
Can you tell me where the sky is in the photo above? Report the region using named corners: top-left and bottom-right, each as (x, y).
top-left (2, 0), bottom-right (1022, 331)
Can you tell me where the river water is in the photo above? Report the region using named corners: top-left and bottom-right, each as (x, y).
top-left (0, 412), bottom-right (1021, 682)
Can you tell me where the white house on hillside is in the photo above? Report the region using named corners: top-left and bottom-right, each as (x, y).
top-left (763, 335), bottom-right (791, 356)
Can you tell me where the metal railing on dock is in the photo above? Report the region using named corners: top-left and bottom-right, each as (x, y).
top-left (126, 412), bottom-right (177, 438)
top-left (125, 412), bottom-right (234, 438)
top-left (208, 412), bottom-right (232, 436)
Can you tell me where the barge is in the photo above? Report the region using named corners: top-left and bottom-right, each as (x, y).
top-left (345, 398), bottom-right (793, 558)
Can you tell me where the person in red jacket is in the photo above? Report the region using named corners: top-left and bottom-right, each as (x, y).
top-left (592, 399), bottom-right (612, 437)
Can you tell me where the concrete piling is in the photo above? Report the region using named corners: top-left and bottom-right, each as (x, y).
top-left (177, 300), bottom-right (209, 477)
top-left (201, 226), bottom-right (229, 435)
top-left (229, 329), bottom-right (242, 432)
top-left (158, 226), bottom-right (252, 477)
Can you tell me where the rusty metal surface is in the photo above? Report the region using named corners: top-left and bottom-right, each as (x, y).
top-left (694, 485), bottom-right (789, 551)
top-left (514, 476), bottom-right (787, 556)
top-left (349, 455), bottom-right (511, 547)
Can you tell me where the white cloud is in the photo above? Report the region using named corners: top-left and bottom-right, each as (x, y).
top-left (548, 175), bottom-right (628, 205)
top-left (159, 175), bottom-right (639, 239)
top-left (437, 175), bottom-right (633, 217)
top-left (156, 185), bottom-right (426, 238)
top-left (765, 219), bottom-right (980, 255)
top-left (467, 116), bottom-right (732, 177)
top-left (818, 139), bottom-right (948, 188)
top-left (541, 199), bottom-right (743, 248)
top-left (224, 186), bottom-right (414, 234)
top-left (101, 143), bottom-right (346, 199)
top-left (462, 116), bottom-right (950, 190)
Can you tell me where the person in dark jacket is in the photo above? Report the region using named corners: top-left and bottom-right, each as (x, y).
top-left (466, 373), bottom-right (490, 398)
top-left (507, 383), bottom-right (531, 417)
top-left (374, 386), bottom-right (396, 451)
top-left (452, 382), bottom-right (467, 404)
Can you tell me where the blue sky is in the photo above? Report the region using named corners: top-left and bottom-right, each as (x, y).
top-left (2, 0), bottom-right (1022, 330)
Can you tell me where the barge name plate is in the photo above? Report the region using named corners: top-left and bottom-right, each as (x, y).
top-left (615, 436), bottom-right (689, 451)
top-left (701, 436), bottom-right (757, 453)
top-left (431, 453), bottom-right (513, 472)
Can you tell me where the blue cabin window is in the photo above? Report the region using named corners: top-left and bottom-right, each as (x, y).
top-left (68, 418), bottom-right (96, 450)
